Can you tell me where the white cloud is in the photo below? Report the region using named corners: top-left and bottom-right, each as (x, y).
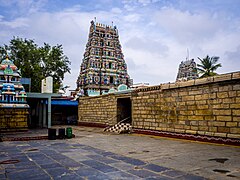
top-left (125, 36), bottom-right (168, 55)
top-left (0, 1), bottom-right (240, 92)
top-left (0, 0), bottom-right (47, 16)
top-left (0, 17), bottom-right (29, 28)
top-left (154, 8), bottom-right (226, 44)
top-left (138, 0), bottom-right (152, 6)
top-left (223, 45), bottom-right (240, 73)
top-left (123, 14), bottom-right (141, 22)
top-left (150, 6), bottom-right (240, 78)
top-left (111, 7), bottom-right (122, 14)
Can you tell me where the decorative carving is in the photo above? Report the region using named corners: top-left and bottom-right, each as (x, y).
top-left (176, 59), bottom-right (198, 81)
top-left (77, 20), bottom-right (132, 95)
top-left (0, 55), bottom-right (29, 130)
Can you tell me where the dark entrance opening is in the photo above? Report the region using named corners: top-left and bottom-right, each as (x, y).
top-left (27, 98), bottom-right (48, 128)
top-left (117, 98), bottom-right (132, 124)
top-left (52, 105), bottom-right (78, 125)
top-left (27, 97), bottom-right (78, 128)
top-left (110, 76), bottom-right (114, 84)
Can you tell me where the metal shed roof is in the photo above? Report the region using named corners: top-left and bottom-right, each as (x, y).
top-left (51, 100), bottom-right (78, 106)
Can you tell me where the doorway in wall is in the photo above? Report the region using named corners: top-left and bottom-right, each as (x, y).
top-left (27, 98), bottom-right (47, 128)
top-left (117, 97), bottom-right (132, 124)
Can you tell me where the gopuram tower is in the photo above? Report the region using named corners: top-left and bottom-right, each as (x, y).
top-left (77, 20), bottom-right (131, 96)
top-left (0, 55), bottom-right (29, 131)
top-left (176, 59), bottom-right (198, 81)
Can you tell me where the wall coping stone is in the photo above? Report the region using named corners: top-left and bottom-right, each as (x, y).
top-left (78, 92), bottom-right (132, 102)
top-left (133, 71), bottom-right (240, 93)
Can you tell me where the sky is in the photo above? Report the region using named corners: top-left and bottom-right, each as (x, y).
top-left (0, 0), bottom-right (240, 91)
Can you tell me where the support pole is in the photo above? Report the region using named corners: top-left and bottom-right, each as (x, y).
top-left (43, 100), bottom-right (47, 127)
top-left (47, 96), bottom-right (51, 128)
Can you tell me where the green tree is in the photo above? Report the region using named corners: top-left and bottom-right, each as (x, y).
top-left (197, 55), bottom-right (222, 78)
top-left (0, 37), bottom-right (71, 92)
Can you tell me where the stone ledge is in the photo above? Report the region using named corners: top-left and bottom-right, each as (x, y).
top-left (232, 72), bottom-right (240, 79)
top-left (133, 71), bottom-right (240, 93)
top-left (214, 74), bottom-right (232, 82)
top-left (133, 128), bottom-right (240, 146)
top-left (178, 79), bottom-right (195, 87)
top-left (194, 77), bottom-right (214, 85)
top-left (78, 121), bottom-right (107, 128)
top-left (227, 133), bottom-right (240, 139)
top-left (0, 128), bottom-right (28, 133)
top-left (0, 136), bottom-right (48, 142)
top-left (134, 85), bottom-right (161, 92)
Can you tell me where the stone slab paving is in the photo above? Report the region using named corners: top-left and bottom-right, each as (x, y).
top-left (0, 140), bottom-right (205, 180)
top-left (0, 126), bottom-right (239, 180)
top-left (70, 126), bottom-right (240, 180)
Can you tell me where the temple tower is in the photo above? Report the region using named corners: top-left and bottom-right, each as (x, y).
top-left (0, 55), bottom-right (29, 131)
top-left (77, 20), bottom-right (131, 95)
top-left (176, 59), bottom-right (198, 81)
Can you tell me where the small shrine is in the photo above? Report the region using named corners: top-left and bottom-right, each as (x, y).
top-left (77, 20), bottom-right (132, 96)
top-left (0, 55), bottom-right (29, 131)
top-left (176, 59), bottom-right (198, 81)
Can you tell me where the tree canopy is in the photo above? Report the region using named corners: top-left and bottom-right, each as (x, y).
top-left (0, 37), bottom-right (71, 92)
top-left (197, 55), bottom-right (222, 78)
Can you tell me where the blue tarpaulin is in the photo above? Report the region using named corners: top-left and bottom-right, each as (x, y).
top-left (51, 100), bottom-right (78, 106)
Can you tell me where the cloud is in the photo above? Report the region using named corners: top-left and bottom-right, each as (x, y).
top-left (125, 36), bottom-right (168, 55)
top-left (123, 13), bottom-right (141, 22)
top-left (223, 45), bottom-right (240, 73)
top-left (0, 0), bottom-right (47, 17)
top-left (0, 0), bottom-right (240, 92)
top-left (0, 17), bottom-right (29, 28)
top-left (153, 7), bottom-right (227, 44)
top-left (138, 0), bottom-right (152, 6)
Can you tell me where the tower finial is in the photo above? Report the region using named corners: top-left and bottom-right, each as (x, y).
top-left (186, 48), bottom-right (189, 61)
top-left (94, 17), bottom-right (96, 32)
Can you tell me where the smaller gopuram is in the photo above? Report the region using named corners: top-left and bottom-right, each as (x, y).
top-left (0, 55), bottom-right (29, 131)
top-left (176, 59), bottom-right (198, 81)
top-left (77, 20), bottom-right (131, 96)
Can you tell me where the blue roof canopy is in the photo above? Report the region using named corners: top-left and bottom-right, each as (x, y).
top-left (51, 100), bottom-right (78, 106)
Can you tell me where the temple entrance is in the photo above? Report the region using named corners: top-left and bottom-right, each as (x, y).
top-left (117, 98), bottom-right (132, 124)
top-left (27, 98), bottom-right (48, 128)
top-left (27, 93), bottom-right (78, 128)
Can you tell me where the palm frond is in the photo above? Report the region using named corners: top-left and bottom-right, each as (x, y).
top-left (197, 55), bottom-right (222, 78)
top-left (210, 63), bottom-right (222, 71)
top-left (197, 67), bottom-right (205, 73)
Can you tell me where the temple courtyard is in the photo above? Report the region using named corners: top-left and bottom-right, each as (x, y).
top-left (0, 126), bottom-right (239, 180)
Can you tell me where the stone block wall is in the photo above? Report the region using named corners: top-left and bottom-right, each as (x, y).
top-left (0, 108), bottom-right (28, 131)
top-left (132, 72), bottom-right (240, 139)
top-left (78, 72), bottom-right (240, 139)
top-left (78, 94), bottom-right (118, 127)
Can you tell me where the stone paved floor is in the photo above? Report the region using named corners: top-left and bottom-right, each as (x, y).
top-left (0, 126), bottom-right (240, 180)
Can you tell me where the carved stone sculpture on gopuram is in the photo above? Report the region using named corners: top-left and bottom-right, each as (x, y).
top-left (76, 20), bottom-right (131, 96)
top-left (176, 59), bottom-right (198, 82)
top-left (0, 55), bottom-right (29, 131)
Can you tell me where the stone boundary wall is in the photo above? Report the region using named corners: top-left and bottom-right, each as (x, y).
top-left (78, 94), bottom-right (118, 127)
top-left (0, 109), bottom-right (28, 132)
top-left (132, 72), bottom-right (240, 139)
top-left (78, 71), bottom-right (240, 139)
